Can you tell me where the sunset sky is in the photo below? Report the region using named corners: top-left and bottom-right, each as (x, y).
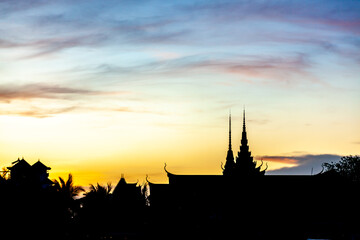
top-left (1, 0), bottom-right (359, 186)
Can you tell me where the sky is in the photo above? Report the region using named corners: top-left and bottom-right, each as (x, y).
top-left (0, 0), bottom-right (359, 186)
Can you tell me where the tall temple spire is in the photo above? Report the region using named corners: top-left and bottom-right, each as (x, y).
top-left (243, 107), bottom-right (246, 132)
top-left (223, 111), bottom-right (235, 176)
top-left (223, 109), bottom-right (267, 177)
top-left (240, 107), bottom-right (248, 150)
top-left (236, 109), bottom-right (267, 176)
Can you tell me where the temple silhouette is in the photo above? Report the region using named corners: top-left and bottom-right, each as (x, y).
top-left (7, 157), bottom-right (53, 189)
top-left (145, 110), bottom-right (360, 239)
top-left (147, 110), bottom-right (269, 203)
top-left (223, 110), bottom-right (267, 176)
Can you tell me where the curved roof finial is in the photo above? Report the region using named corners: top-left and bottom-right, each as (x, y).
top-left (145, 174), bottom-right (154, 185)
top-left (259, 160), bottom-right (264, 168)
top-left (164, 162), bottom-right (169, 174)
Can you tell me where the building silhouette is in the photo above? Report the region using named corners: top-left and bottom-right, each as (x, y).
top-left (146, 110), bottom-right (360, 239)
top-left (7, 157), bottom-right (52, 189)
top-left (1, 113), bottom-right (359, 239)
top-left (148, 109), bottom-right (268, 194)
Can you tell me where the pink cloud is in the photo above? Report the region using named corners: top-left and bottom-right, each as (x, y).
top-left (0, 83), bottom-right (127, 103)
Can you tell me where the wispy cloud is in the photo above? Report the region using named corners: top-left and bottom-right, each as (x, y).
top-left (187, 54), bottom-right (319, 86)
top-left (89, 53), bottom-right (321, 87)
top-left (0, 4), bottom-right (186, 58)
top-left (1, 0), bottom-right (359, 65)
top-left (0, 83), bottom-right (161, 118)
top-left (258, 154), bottom-right (342, 175)
top-left (0, 105), bottom-right (164, 118)
top-left (0, 83), bottom-right (124, 103)
top-left (0, 34), bottom-right (109, 59)
top-left (183, 1), bottom-right (360, 34)
top-left (0, 103), bottom-right (166, 118)
top-left (0, 106), bottom-right (77, 118)
top-left (0, 0), bottom-right (49, 16)
top-left (112, 106), bottom-right (165, 115)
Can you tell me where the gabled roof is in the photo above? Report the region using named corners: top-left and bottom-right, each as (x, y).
top-left (164, 164), bottom-right (224, 185)
top-left (113, 175), bottom-right (139, 197)
top-left (32, 160), bottom-right (51, 170)
top-left (8, 158), bottom-right (31, 170)
top-left (114, 177), bottom-right (137, 188)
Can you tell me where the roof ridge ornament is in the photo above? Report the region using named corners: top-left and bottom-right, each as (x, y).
top-left (164, 163), bottom-right (168, 173)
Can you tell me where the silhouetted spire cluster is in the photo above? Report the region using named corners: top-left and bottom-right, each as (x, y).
top-left (222, 109), bottom-right (267, 177)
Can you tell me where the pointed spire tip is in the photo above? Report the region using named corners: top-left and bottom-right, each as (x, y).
top-left (228, 112), bottom-right (232, 150)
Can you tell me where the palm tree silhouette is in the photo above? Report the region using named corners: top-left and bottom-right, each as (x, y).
top-left (80, 182), bottom-right (114, 232)
top-left (52, 173), bottom-right (85, 229)
top-left (86, 182), bottom-right (113, 199)
top-left (53, 173), bottom-right (84, 199)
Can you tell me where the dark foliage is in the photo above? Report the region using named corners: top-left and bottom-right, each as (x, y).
top-left (322, 155), bottom-right (360, 181)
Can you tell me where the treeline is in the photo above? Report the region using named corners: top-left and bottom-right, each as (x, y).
top-left (1, 155), bottom-right (359, 240)
top-left (0, 172), bottom-right (149, 240)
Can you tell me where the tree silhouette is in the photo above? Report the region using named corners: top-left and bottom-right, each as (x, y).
top-left (322, 155), bottom-right (360, 182)
top-left (52, 173), bottom-right (85, 229)
top-left (53, 173), bottom-right (84, 199)
top-left (86, 182), bottom-right (113, 199)
top-left (0, 167), bottom-right (9, 183)
top-left (79, 182), bottom-right (114, 237)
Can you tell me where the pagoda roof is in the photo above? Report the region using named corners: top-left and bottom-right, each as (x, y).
top-left (113, 175), bottom-right (138, 195)
top-left (8, 158), bottom-right (31, 170)
top-left (164, 164), bottom-right (224, 185)
top-left (32, 160), bottom-right (51, 170)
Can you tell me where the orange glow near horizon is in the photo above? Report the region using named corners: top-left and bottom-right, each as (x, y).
top-left (1, 107), bottom-right (358, 186)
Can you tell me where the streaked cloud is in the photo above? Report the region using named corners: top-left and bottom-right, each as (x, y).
top-left (259, 154), bottom-right (342, 175)
top-left (0, 106), bottom-right (77, 118)
top-left (0, 83), bottom-right (164, 118)
top-left (183, 1), bottom-right (360, 33)
top-left (87, 53), bottom-right (320, 88)
top-left (1, 0), bottom-right (359, 56)
top-left (0, 34), bottom-right (109, 59)
top-left (0, 83), bottom-right (125, 102)
top-left (112, 107), bottom-right (165, 115)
